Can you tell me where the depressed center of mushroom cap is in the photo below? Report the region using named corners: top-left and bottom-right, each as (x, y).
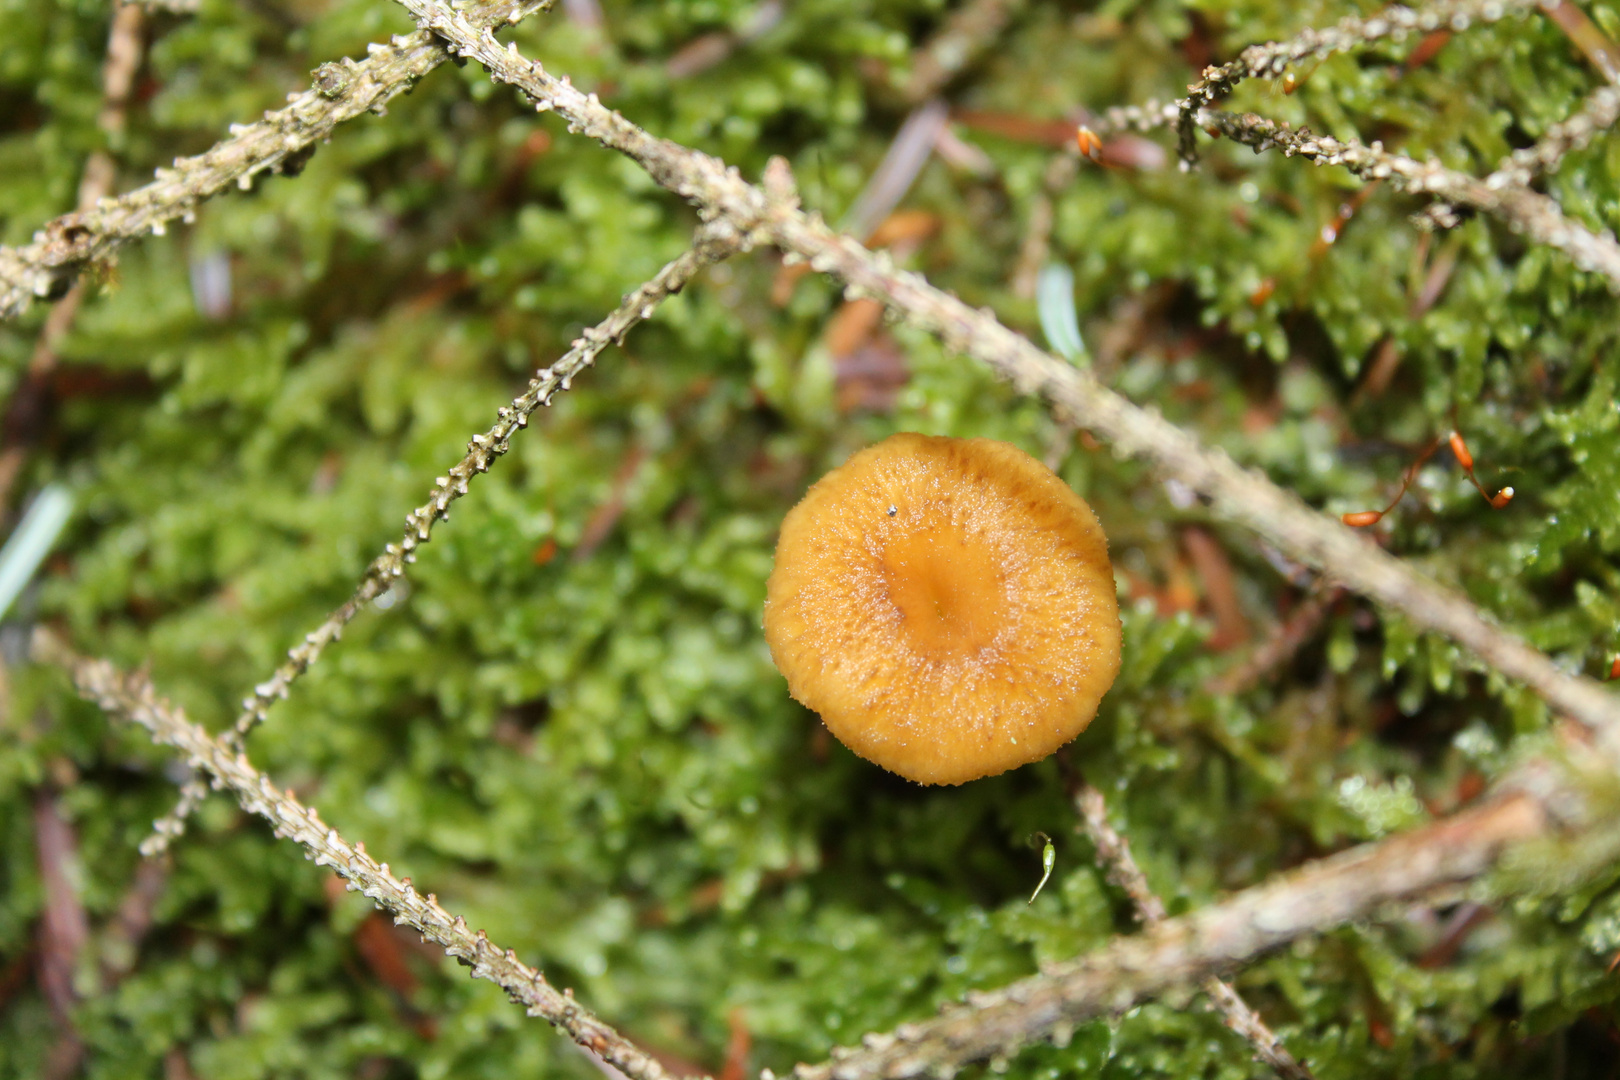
top-left (877, 508), bottom-right (1008, 660)
top-left (764, 432), bottom-right (1123, 786)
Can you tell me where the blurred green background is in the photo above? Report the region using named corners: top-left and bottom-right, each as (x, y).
top-left (4, 0), bottom-right (1620, 1076)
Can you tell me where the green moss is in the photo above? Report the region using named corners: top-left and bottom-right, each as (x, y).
top-left (5, 0), bottom-right (1620, 1076)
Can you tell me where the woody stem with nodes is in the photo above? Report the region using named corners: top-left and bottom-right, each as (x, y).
top-left (1067, 767), bottom-right (1316, 1080)
top-left (1172, 0), bottom-right (1555, 166)
top-left (0, 0), bottom-right (555, 322)
top-left (143, 223), bottom-right (748, 855)
top-left (395, 0), bottom-right (1620, 754)
top-left (47, 621), bottom-right (1597, 1080)
top-left (36, 631), bottom-right (680, 1080)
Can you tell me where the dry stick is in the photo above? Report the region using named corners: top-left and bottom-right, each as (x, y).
top-left (141, 226), bottom-right (746, 855)
top-left (395, 0), bottom-right (1620, 755)
top-left (35, 632), bottom-right (678, 1080)
top-left (1486, 81), bottom-right (1620, 189)
top-left (1201, 109), bottom-right (1620, 290)
top-left (0, 0), bottom-right (552, 322)
top-left (1071, 781), bottom-right (1314, 1080)
top-left (789, 788), bottom-right (1551, 1080)
top-left (1173, 0), bottom-right (1552, 166)
top-left (44, 625), bottom-right (1576, 1080)
top-left (894, 0), bottom-right (1027, 105)
top-left (1488, 1), bottom-right (1620, 183)
top-left (1207, 584), bottom-right (1345, 699)
top-left (0, 1), bottom-right (147, 518)
top-left (1009, 154), bottom-right (1076, 301)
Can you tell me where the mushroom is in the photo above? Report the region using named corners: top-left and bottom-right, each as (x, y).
top-left (763, 433), bottom-right (1122, 785)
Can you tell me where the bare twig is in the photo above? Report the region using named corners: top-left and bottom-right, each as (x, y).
top-left (842, 100), bottom-right (949, 241)
top-left (141, 226), bottom-right (746, 854)
top-left (894, 0), bottom-right (1027, 104)
top-left (1202, 109), bottom-right (1620, 291)
top-left (37, 631), bottom-right (679, 1080)
top-left (34, 790), bottom-right (90, 1033)
top-left (1071, 778), bottom-right (1315, 1080)
top-left (1208, 584), bottom-right (1345, 698)
top-left (1546, 0), bottom-right (1620, 81)
top-left (0, 1), bottom-right (147, 517)
top-left (1486, 82), bottom-right (1620, 188)
top-left (783, 787), bottom-right (1554, 1080)
top-left (393, 0), bottom-right (1620, 751)
top-left (0, 0), bottom-right (553, 321)
top-left (1010, 155), bottom-right (1076, 300)
top-left (1174, 0), bottom-right (1550, 166)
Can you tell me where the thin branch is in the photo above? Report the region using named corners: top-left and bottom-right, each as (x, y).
top-left (841, 100), bottom-right (949, 241)
top-left (1486, 82), bottom-right (1620, 189)
top-left (1207, 584), bottom-right (1344, 698)
top-left (793, 789), bottom-right (1550, 1080)
top-left (36, 631), bottom-right (679, 1080)
top-left (1202, 109), bottom-right (1620, 291)
top-left (393, 0), bottom-right (1620, 754)
top-left (143, 226), bottom-right (746, 854)
top-left (1546, 0), bottom-right (1620, 81)
top-left (1070, 777), bottom-right (1314, 1080)
top-left (1475, 1), bottom-right (1620, 190)
top-left (0, 0), bottom-right (552, 322)
top-left (1174, 0), bottom-right (1551, 166)
top-left (1009, 154), bottom-right (1076, 300)
top-left (1, 1), bottom-right (147, 518)
top-left (894, 0), bottom-right (1026, 105)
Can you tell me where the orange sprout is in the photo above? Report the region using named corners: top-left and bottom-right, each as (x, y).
top-left (1076, 126), bottom-right (1102, 162)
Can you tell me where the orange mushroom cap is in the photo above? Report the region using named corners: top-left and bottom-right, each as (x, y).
top-left (763, 433), bottom-right (1123, 785)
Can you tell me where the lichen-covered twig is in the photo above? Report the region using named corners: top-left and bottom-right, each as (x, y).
top-left (393, 0), bottom-right (1620, 753)
top-left (1010, 154), bottom-right (1076, 300)
top-left (1071, 778), bottom-right (1315, 1080)
top-left (0, 0), bottom-right (552, 321)
top-left (36, 631), bottom-right (678, 1080)
top-left (1207, 584), bottom-right (1344, 698)
top-left (894, 0), bottom-right (1026, 104)
top-left (0, 1), bottom-right (147, 517)
top-left (1202, 109), bottom-right (1620, 290)
top-left (1477, 2), bottom-right (1620, 191)
top-left (841, 100), bottom-right (949, 242)
top-left (1174, 0), bottom-right (1550, 166)
top-left (788, 788), bottom-right (1550, 1080)
top-left (143, 226), bottom-right (746, 854)
top-left (1486, 81), bottom-right (1620, 189)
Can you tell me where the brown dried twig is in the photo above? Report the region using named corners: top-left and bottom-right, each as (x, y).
top-left (1486, 82), bottom-right (1620, 189)
top-left (37, 631), bottom-right (679, 1080)
top-left (789, 787), bottom-right (1553, 1080)
top-left (393, 0), bottom-right (1620, 754)
top-left (894, 0), bottom-right (1027, 105)
top-left (0, 1), bottom-right (147, 518)
top-left (1070, 775), bottom-right (1315, 1080)
top-left (1202, 109), bottom-right (1620, 291)
top-left (142, 225), bottom-right (747, 855)
top-left (0, 0), bottom-right (552, 322)
top-left (1208, 584), bottom-right (1346, 698)
top-left (34, 790), bottom-right (91, 1080)
top-left (1174, 0), bottom-right (1550, 166)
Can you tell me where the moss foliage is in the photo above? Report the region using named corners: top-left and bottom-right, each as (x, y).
top-left (4, 0), bottom-right (1620, 1076)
